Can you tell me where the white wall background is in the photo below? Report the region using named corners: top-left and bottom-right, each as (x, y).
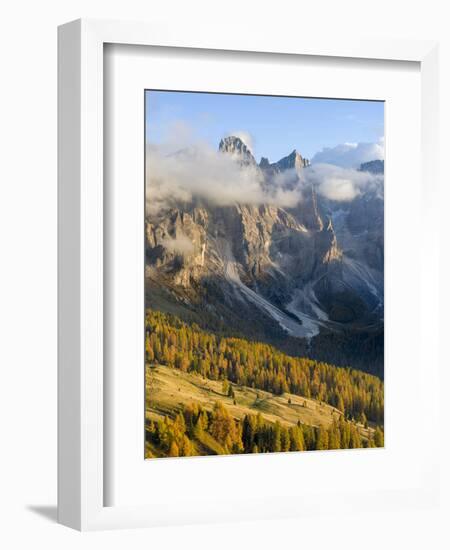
top-left (0, 1), bottom-right (448, 548)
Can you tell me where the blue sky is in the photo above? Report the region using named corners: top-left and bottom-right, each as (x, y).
top-left (145, 90), bottom-right (384, 163)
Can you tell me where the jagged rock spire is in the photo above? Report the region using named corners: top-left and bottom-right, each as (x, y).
top-left (219, 136), bottom-right (256, 167)
top-left (259, 149), bottom-right (310, 174)
top-left (273, 149), bottom-right (310, 172)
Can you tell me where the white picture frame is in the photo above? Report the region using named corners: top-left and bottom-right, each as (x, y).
top-left (58, 18), bottom-right (440, 531)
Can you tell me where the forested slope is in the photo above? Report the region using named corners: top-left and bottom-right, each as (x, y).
top-left (145, 310), bottom-right (384, 458)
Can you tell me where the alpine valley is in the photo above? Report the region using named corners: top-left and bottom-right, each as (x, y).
top-left (146, 136), bottom-right (384, 377)
top-left (145, 134), bottom-right (384, 458)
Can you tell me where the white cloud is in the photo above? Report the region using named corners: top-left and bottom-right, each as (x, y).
top-left (146, 124), bottom-right (384, 214)
top-left (318, 177), bottom-right (359, 202)
top-left (311, 139), bottom-right (384, 168)
top-left (146, 141), bottom-right (302, 214)
top-left (160, 232), bottom-right (195, 256)
top-left (304, 163), bottom-right (383, 202)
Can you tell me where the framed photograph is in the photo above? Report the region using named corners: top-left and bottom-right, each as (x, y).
top-left (143, 90), bottom-right (385, 460)
top-left (58, 19), bottom-right (440, 530)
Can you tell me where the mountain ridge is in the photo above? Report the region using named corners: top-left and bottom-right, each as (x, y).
top-left (146, 136), bottom-right (384, 376)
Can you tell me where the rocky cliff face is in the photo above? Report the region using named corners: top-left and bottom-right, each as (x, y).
top-left (145, 136), bottom-right (384, 373)
top-left (218, 136), bottom-right (257, 167)
top-left (360, 159), bottom-right (384, 174)
top-left (270, 149), bottom-right (311, 172)
top-left (258, 149), bottom-right (310, 182)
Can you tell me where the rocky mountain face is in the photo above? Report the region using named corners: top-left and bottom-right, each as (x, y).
top-left (260, 149), bottom-right (310, 176)
top-left (360, 159), bottom-right (384, 174)
top-left (146, 136), bottom-right (384, 376)
top-left (218, 136), bottom-right (257, 167)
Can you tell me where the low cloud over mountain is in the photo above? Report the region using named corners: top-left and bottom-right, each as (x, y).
top-left (146, 132), bottom-right (384, 216)
top-left (311, 139), bottom-right (384, 168)
top-left (145, 133), bottom-right (384, 376)
top-left (146, 140), bottom-right (303, 215)
top-left (304, 163), bottom-right (383, 202)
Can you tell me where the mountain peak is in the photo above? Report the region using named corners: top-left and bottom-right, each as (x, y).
top-left (219, 136), bottom-right (256, 166)
top-left (219, 135), bottom-right (248, 151)
top-left (272, 149), bottom-right (310, 172)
